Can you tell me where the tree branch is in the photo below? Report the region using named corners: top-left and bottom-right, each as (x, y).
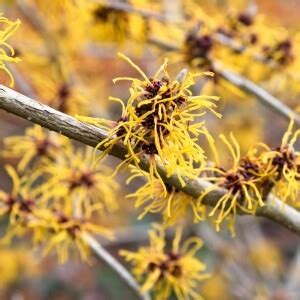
top-left (214, 65), bottom-right (300, 125)
top-left (0, 85), bottom-right (300, 234)
top-left (82, 233), bottom-right (151, 300)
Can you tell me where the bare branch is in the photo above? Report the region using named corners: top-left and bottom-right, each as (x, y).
top-left (82, 233), bottom-right (151, 300)
top-left (1, 85), bottom-right (300, 234)
top-left (215, 65), bottom-right (300, 125)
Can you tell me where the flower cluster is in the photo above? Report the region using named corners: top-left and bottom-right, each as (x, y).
top-left (262, 39), bottom-right (294, 67)
top-left (182, 9), bottom-right (259, 69)
top-left (184, 24), bottom-right (214, 70)
top-left (120, 224), bottom-right (209, 300)
top-left (199, 119), bottom-right (300, 234)
top-left (125, 118), bottom-right (299, 237)
top-left (37, 145), bottom-right (119, 217)
top-left (0, 162), bottom-right (113, 263)
top-left (177, 5), bottom-right (300, 97)
top-left (2, 125), bottom-right (68, 172)
top-left (1, 126), bottom-right (118, 262)
top-left (260, 119), bottom-right (300, 203)
top-left (86, 2), bottom-right (147, 45)
top-left (199, 133), bottom-right (272, 235)
top-left (0, 15), bottom-right (20, 86)
top-left (78, 53), bottom-right (220, 192)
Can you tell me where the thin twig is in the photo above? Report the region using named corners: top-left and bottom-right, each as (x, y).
top-left (82, 233), bottom-right (151, 300)
top-left (89, 0), bottom-right (179, 23)
top-left (214, 65), bottom-right (300, 125)
top-left (1, 85), bottom-right (300, 234)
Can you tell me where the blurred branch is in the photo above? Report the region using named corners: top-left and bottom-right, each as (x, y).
top-left (98, 1), bottom-right (275, 66)
top-left (149, 37), bottom-right (300, 126)
top-left (82, 233), bottom-right (151, 300)
top-left (214, 65), bottom-right (300, 124)
top-left (90, 0), bottom-right (180, 23)
top-left (1, 85), bottom-right (300, 235)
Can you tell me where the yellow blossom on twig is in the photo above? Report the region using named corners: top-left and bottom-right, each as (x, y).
top-left (37, 145), bottom-right (119, 217)
top-left (78, 53), bottom-right (220, 193)
top-left (2, 125), bottom-right (69, 172)
top-left (260, 118), bottom-right (300, 203)
top-left (120, 224), bottom-right (209, 300)
top-left (199, 133), bottom-right (273, 235)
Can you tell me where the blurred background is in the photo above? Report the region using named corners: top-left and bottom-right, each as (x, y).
top-left (0, 0), bottom-right (300, 299)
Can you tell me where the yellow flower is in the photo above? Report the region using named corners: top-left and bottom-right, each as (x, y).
top-left (78, 53), bottom-right (220, 193)
top-left (30, 73), bottom-right (90, 115)
top-left (249, 240), bottom-right (283, 275)
top-left (0, 165), bottom-right (112, 263)
top-left (127, 166), bottom-right (206, 225)
top-left (0, 14), bottom-right (21, 86)
top-left (120, 224), bottom-right (209, 300)
top-left (32, 0), bottom-right (83, 16)
top-left (183, 24), bottom-right (215, 70)
top-left (261, 38), bottom-right (294, 68)
top-left (201, 274), bottom-right (230, 300)
top-left (176, 22), bottom-right (252, 103)
top-left (260, 118), bottom-right (300, 203)
top-left (199, 133), bottom-right (272, 235)
top-left (42, 210), bottom-right (112, 263)
top-left (0, 165), bottom-right (51, 244)
top-left (84, 3), bottom-right (147, 46)
top-left (37, 145), bottom-right (119, 217)
top-left (2, 125), bottom-right (69, 172)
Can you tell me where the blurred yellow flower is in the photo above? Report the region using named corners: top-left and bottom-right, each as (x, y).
top-left (38, 145), bottom-right (119, 217)
top-left (249, 240), bottom-right (283, 275)
top-left (0, 165), bottom-right (113, 263)
top-left (0, 165), bottom-right (51, 243)
top-left (201, 274), bottom-right (230, 300)
top-left (0, 247), bottom-right (39, 287)
top-left (43, 210), bottom-right (113, 263)
top-left (79, 2), bottom-right (148, 46)
top-left (120, 224), bottom-right (209, 300)
top-left (2, 125), bottom-right (69, 172)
